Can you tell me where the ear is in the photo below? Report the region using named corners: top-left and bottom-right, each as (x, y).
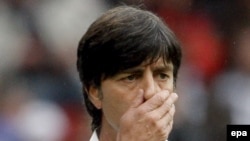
top-left (88, 86), bottom-right (102, 109)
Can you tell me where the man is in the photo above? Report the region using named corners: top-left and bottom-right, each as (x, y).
top-left (77, 5), bottom-right (182, 141)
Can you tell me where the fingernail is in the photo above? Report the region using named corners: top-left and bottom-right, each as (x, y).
top-left (172, 93), bottom-right (178, 99)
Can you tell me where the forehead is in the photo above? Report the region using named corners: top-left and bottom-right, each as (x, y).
top-left (144, 57), bottom-right (172, 66)
top-left (132, 58), bottom-right (173, 71)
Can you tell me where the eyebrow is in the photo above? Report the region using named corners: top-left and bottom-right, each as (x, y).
top-left (153, 65), bottom-right (173, 72)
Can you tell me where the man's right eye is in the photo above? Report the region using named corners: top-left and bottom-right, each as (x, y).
top-left (123, 74), bottom-right (137, 82)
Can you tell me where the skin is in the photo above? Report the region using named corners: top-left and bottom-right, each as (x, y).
top-left (88, 58), bottom-right (178, 141)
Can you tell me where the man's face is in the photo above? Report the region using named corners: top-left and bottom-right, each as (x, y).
top-left (90, 58), bottom-right (174, 132)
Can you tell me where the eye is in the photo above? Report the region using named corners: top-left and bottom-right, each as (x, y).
top-left (158, 73), bottom-right (169, 80)
top-left (126, 75), bottom-right (137, 81)
top-left (123, 74), bottom-right (138, 82)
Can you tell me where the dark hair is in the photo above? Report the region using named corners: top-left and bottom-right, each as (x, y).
top-left (77, 5), bottom-right (182, 131)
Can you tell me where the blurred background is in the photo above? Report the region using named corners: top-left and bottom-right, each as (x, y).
top-left (0, 0), bottom-right (249, 141)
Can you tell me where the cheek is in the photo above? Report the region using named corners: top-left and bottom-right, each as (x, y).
top-left (101, 84), bottom-right (135, 129)
top-left (102, 91), bottom-right (130, 115)
top-left (168, 79), bottom-right (174, 91)
top-left (160, 77), bottom-right (174, 92)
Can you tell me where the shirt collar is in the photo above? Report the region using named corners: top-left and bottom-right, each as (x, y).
top-left (89, 130), bottom-right (99, 141)
top-left (89, 129), bottom-right (168, 141)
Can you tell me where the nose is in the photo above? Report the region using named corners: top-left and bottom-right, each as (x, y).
top-left (141, 72), bottom-right (160, 100)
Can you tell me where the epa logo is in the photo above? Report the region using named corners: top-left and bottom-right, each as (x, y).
top-left (231, 131), bottom-right (247, 138)
top-left (227, 125), bottom-right (250, 141)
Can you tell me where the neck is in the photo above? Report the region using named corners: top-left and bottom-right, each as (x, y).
top-left (99, 118), bottom-right (117, 141)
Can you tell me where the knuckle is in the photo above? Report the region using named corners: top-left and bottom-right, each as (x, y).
top-left (155, 121), bottom-right (164, 129)
top-left (137, 108), bottom-right (146, 117)
top-left (167, 112), bottom-right (174, 120)
top-left (156, 94), bottom-right (167, 104)
top-left (166, 103), bottom-right (172, 109)
top-left (168, 97), bottom-right (174, 105)
top-left (156, 122), bottom-right (167, 137)
top-left (146, 114), bottom-right (157, 122)
top-left (167, 121), bottom-right (173, 132)
top-left (170, 105), bottom-right (175, 114)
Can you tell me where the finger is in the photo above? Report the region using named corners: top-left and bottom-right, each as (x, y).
top-left (158, 104), bottom-right (176, 127)
top-left (165, 119), bottom-right (174, 138)
top-left (130, 89), bottom-right (144, 108)
top-left (151, 92), bottom-right (178, 119)
top-left (163, 93), bottom-right (177, 120)
top-left (144, 105), bottom-right (175, 140)
top-left (144, 92), bottom-right (177, 120)
top-left (140, 90), bottom-right (170, 112)
top-left (152, 104), bottom-right (176, 129)
top-left (162, 104), bottom-right (176, 123)
top-left (153, 105), bottom-right (175, 137)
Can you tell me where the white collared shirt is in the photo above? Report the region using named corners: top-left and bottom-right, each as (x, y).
top-left (89, 130), bottom-right (99, 141)
top-left (89, 130), bottom-right (168, 141)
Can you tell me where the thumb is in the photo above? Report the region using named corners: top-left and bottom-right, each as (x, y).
top-left (130, 89), bottom-right (144, 108)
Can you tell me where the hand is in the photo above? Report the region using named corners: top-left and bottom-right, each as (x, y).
top-left (116, 90), bottom-right (178, 141)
